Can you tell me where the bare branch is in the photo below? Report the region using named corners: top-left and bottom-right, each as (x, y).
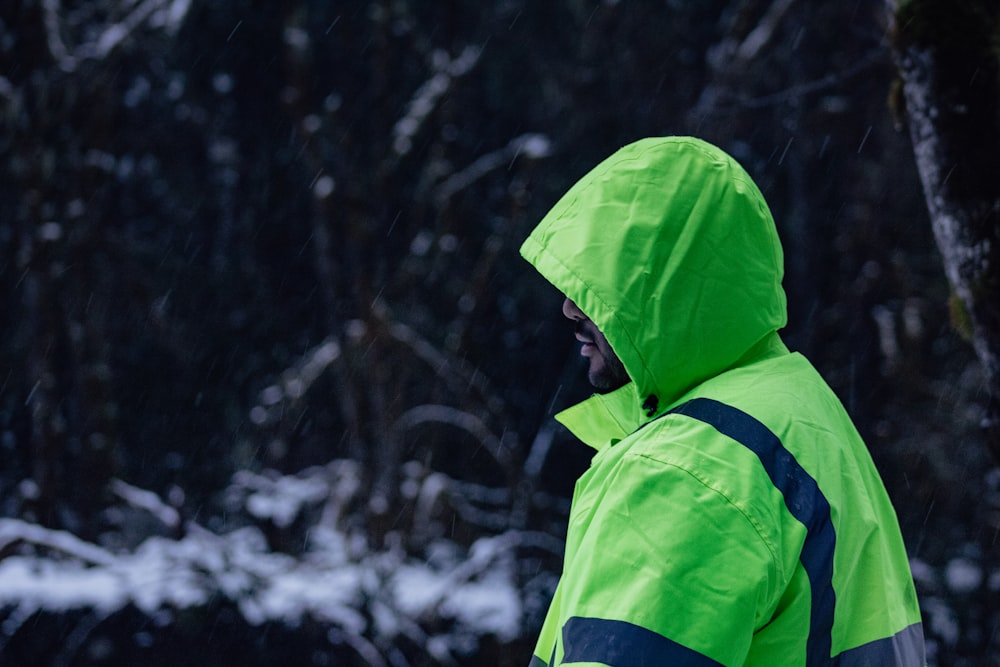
top-left (692, 0), bottom-right (871, 119)
top-left (395, 403), bottom-right (511, 469)
top-left (699, 48), bottom-right (884, 116)
top-left (382, 313), bottom-right (505, 416)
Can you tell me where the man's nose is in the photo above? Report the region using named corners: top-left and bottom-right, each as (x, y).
top-left (562, 298), bottom-right (585, 321)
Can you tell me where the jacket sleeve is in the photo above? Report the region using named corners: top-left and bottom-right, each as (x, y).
top-left (547, 447), bottom-right (784, 667)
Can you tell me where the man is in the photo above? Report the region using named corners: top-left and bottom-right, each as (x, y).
top-left (520, 137), bottom-right (924, 666)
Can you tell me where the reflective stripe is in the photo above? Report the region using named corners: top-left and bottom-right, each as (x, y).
top-left (548, 620), bottom-right (927, 667)
top-left (833, 622), bottom-right (926, 667)
top-left (666, 398), bottom-right (837, 664)
top-left (562, 616), bottom-right (723, 666)
top-left (528, 655), bottom-right (548, 667)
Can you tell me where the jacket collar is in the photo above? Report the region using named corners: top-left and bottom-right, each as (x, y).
top-left (554, 382), bottom-right (646, 452)
top-left (553, 333), bottom-right (791, 452)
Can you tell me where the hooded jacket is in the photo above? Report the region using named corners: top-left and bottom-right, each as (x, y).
top-left (520, 137), bottom-right (924, 666)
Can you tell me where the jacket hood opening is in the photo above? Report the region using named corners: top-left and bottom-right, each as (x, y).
top-left (521, 137), bottom-right (787, 418)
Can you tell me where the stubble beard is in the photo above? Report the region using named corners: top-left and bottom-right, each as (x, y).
top-left (588, 341), bottom-right (630, 393)
top-left (590, 358), bottom-right (629, 392)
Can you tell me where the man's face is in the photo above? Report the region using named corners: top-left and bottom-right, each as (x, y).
top-left (562, 298), bottom-right (630, 392)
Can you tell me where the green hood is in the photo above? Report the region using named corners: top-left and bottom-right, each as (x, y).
top-left (521, 137), bottom-right (787, 416)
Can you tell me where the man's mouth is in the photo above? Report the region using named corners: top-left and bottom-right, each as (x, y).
top-left (575, 333), bottom-right (596, 357)
top-left (574, 323), bottom-right (594, 345)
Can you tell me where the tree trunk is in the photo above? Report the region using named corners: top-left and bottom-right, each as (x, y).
top-left (889, 0), bottom-right (1000, 458)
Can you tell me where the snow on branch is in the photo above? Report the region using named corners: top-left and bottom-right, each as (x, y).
top-left (434, 133), bottom-right (552, 204)
top-left (154, 0), bottom-right (194, 35)
top-left (41, 0), bottom-right (72, 68)
top-left (732, 0), bottom-right (797, 63)
top-left (703, 0), bottom-right (796, 73)
top-left (42, 0), bottom-right (193, 71)
top-left (248, 337), bottom-right (341, 427)
top-left (92, 0), bottom-right (167, 59)
top-left (109, 478), bottom-right (181, 530)
top-left (229, 468), bottom-right (331, 529)
top-left (0, 519), bottom-right (116, 567)
top-left (390, 531), bottom-right (527, 642)
top-left (392, 46), bottom-right (482, 156)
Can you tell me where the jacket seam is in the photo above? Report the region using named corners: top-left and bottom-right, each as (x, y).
top-left (627, 450), bottom-right (783, 600)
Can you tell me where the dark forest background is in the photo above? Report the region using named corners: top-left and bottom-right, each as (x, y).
top-left (1, 1), bottom-right (998, 665)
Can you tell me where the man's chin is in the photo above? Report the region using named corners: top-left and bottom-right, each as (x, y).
top-left (589, 368), bottom-right (629, 394)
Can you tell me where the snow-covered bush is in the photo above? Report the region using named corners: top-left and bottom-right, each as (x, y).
top-left (0, 460), bottom-right (566, 666)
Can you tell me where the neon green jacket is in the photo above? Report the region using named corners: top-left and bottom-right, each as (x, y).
top-left (520, 137), bottom-right (924, 666)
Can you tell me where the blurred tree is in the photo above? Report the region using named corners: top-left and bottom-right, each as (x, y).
top-left (0, 1), bottom-right (136, 536)
top-left (889, 0), bottom-right (1000, 459)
